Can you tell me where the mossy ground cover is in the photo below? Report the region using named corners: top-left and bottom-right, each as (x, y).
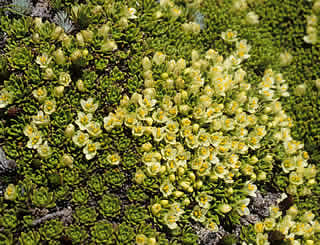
top-left (0, 0), bottom-right (320, 244)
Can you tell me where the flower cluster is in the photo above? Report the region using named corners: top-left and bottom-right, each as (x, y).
top-left (101, 30), bottom-right (316, 230)
top-left (24, 86), bottom-right (60, 158)
top-left (304, 6), bottom-right (318, 44)
top-left (71, 98), bottom-right (101, 160)
top-left (100, 32), bottom-right (308, 231)
top-left (252, 203), bottom-right (320, 245)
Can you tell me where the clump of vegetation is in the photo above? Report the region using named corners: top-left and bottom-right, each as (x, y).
top-left (0, 0), bottom-right (320, 244)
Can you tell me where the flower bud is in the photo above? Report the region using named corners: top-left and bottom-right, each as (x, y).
top-left (71, 49), bottom-right (82, 62)
top-left (287, 205), bottom-right (298, 217)
top-left (160, 200), bottom-right (169, 207)
top-left (60, 33), bottom-right (72, 48)
top-left (120, 95), bottom-right (130, 107)
top-left (257, 171), bottom-right (267, 181)
top-left (99, 24), bottom-right (110, 38)
top-left (4, 184), bottom-right (17, 201)
top-left (141, 142), bottom-right (152, 152)
top-left (143, 70), bottom-right (153, 80)
top-left (286, 184), bottom-right (297, 195)
top-left (160, 166), bottom-right (166, 174)
top-left (179, 105), bottom-right (191, 115)
top-left (169, 174), bottom-right (175, 182)
top-left (250, 155), bottom-right (259, 164)
top-left (151, 203), bottom-right (162, 216)
top-left (227, 187), bottom-right (233, 195)
top-left (182, 198), bottom-right (190, 206)
top-left (187, 186), bottom-right (194, 193)
top-left (314, 79), bottom-right (320, 90)
top-left (76, 79), bottom-right (85, 92)
top-left (192, 124), bottom-right (200, 134)
top-left (101, 40), bottom-right (118, 52)
top-left (279, 51), bottom-right (293, 66)
top-left (53, 49), bottom-right (66, 65)
top-left (263, 154), bottom-right (273, 163)
top-left (153, 51), bottom-right (166, 65)
top-left (142, 57), bottom-right (152, 71)
top-left (81, 30), bottom-right (93, 43)
top-left (306, 240), bottom-right (314, 245)
top-left (192, 50), bottom-right (199, 63)
top-left (43, 68), bottom-right (55, 80)
top-left (135, 170), bottom-right (145, 184)
top-left (32, 33), bottom-right (40, 42)
top-left (82, 49), bottom-right (88, 56)
top-left (65, 124), bottom-right (75, 138)
top-left (176, 58), bottom-right (186, 72)
top-left (307, 178), bottom-right (316, 185)
top-left (93, 5), bottom-right (103, 15)
top-left (154, 10), bottom-right (163, 19)
top-left (51, 26), bottom-right (64, 40)
top-left (173, 191), bottom-right (184, 198)
top-left (177, 167), bottom-right (185, 176)
top-left (264, 106), bottom-right (272, 114)
top-left (144, 79), bottom-right (155, 88)
top-left (313, 0), bottom-right (320, 13)
top-left (119, 17), bottom-right (128, 29)
top-left (34, 17), bottom-right (43, 29)
top-left (294, 84), bottom-right (307, 96)
top-left (195, 180), bottom-right (203, 189)
top-left (219, 204), bottom-right (232, 213)
top-left (175, 77), bottom-right (185, 89)
top-left (189, 172), bottom-right (196, 182)
top-left (165, 79), bottom-right (174, 89)
top-left (53, 86), bottom-right (64, 97)
top-left (60, 154), bottom-right (74, 168)
top-left (246, 11), bottom-right (259, 24)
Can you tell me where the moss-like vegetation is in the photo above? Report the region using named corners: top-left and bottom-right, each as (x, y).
top-left (0, 0), bottom-right (320, 244)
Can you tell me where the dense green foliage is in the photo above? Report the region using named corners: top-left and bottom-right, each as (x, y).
top-left (0, 0), bottom-right (320, 244)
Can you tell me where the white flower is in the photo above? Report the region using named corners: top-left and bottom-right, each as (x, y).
top-left (37, 141), bottom-right (52, 159)
top-left (80, 98), bottom-right (98, 113)
top-left (304, 33), bottom-right (318, 44)
top-left (170, 7), bottom-right (181, 18)
top-left (75, 112), bottom-right (92, 131)
top-left (83, 141), bottom-right (100, 160)
top-left (32, 87), bottom-right (47, 102)
top-left (86, 121), bottom-right (102, 137)
top-left (243, 181), bottom-right (257, 197)
top-left (27, 132), bottom-right (42, 149)
top-left (107, 153), bottom-right (121, 165)
top-left (221, 29), bottom-right (238, 42)
top-left (153, 52), bottom-right (166, 65)
top-left (160, 180), bottom-right (174, 197)
top-left (36, 53), bottom-right (52, 68)
top-left (127, 7), bottom-right (137, 19)
top-left (146, 161), bottom-right (161, 176)
top-left (196, 193), bottom-right (213, 209)
top-left (191, 205), bottom-right (208, 222)
top-left (32, 111), bottom-right (50, 126)
top-left (59, 72), bottom-right (72, 86)
top-left (132, 123), bottom-right (145, 137)
top-left (23, 123), bottom-right (38, 137)
top-left (236, 198), bottom-right (250, 216)
top-left (0, 88), bottom-right (14, 108)
top-left (43, 100), bottom-right (56, 114)
top-left (164, 212), bottom-right (179, 229)
top-left (72, 131), bottom-right (89, 147)
top-left (206, 219), bottom-right (219, 232)
top-left (281, 158), bottom-right (296, 173)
